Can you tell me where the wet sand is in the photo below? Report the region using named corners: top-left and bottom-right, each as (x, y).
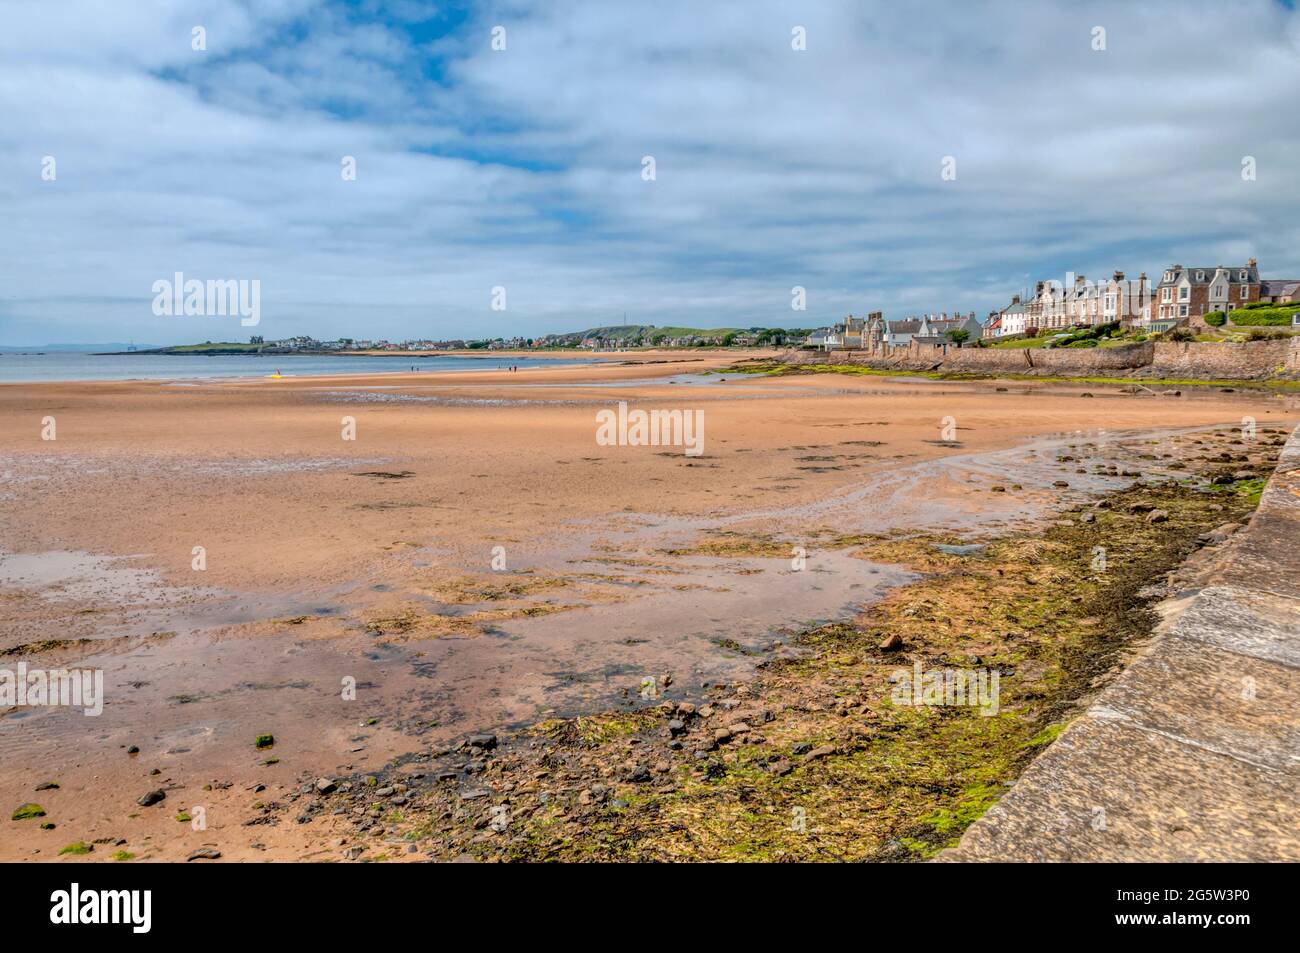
top-left (1, 353), bottom-right (1295, 860)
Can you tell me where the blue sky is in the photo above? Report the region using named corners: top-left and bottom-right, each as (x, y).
top-left (2, 0), bottom-right (1299, 344)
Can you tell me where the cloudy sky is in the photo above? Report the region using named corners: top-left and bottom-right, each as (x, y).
top-left (2, 0), bottom-right (1299, 345)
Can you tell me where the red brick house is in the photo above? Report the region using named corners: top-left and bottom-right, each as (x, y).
top-left (1152, 259), bottom-right (1260, 327)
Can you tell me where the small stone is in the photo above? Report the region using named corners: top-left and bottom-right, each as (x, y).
top-left (136, 790), bottom-right (166, 807)
top-left (467, 733), bottom-right (498, 750)
top-left (802, 745), bottom-right (836, 762)
top-left (187, 847), bottom-right (221, 861)
top-left (1146, 509), bottom-right (1169, 523)
top-left (879, 633), bottom-right (904, 652)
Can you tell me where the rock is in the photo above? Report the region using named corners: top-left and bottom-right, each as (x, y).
top-left (627, 765), bottom-right (651, 783)
top-left (878, 633), bottom-right (904, 652)
top-left (667, 719), bottom-right (686, 735)
top-left (1146, 509), bottom-right (1169, 523)
top-left (713, 728), bottom-right (733, 743)
top-left (802, 745), bottom-right (836, 762)
top-left (1233, 470), bottom-right (1257, 480)
top-left (467, 733), bottom-right (498, 750)
top-left (374, 786), bottom-right (395, 797)
top-left (344, 845), bottom-right (366, 860)
top-left (1053, 480), bottom-right (1069, 488)
top-left (314, 778), bottom-right (337, 794)
top-left (187, 847), bottom-right (221, 861)
top-left (136, 790), bottom-right (166, 807)
top-left (791, 742), bottom-right (813, 757)
top-left (767, 759), bottom-right (793, 776)
top-left (698, 705), bottom-right (715, 718)
top-left (35, 781), bottom-right (59, 791)
top-left (1080, 511), bottom-right (1096, 523)
top-left (990, 485), bottom-right (1005, 493)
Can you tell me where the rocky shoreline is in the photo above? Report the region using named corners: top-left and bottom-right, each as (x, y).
top-left (245, 425), bottom-right (1290, 861)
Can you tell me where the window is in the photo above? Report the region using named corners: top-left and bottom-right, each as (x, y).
top-left (1240, 271), bottom-right (1248, 280)
top-left (1241, 285), bottom-right (1249, 299)
top-left (1162, 287), bottom-right (1172, 302)
top-left (1180, 305), bottom-right (1189, 317)
top-left (1178, 286), bottom-right (1190, 301)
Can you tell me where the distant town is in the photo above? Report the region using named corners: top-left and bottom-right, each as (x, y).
top-left (132, 257), bottom-right (1300, 358)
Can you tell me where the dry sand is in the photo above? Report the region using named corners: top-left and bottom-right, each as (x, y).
top-left (1, 353), bottom-right (1295, 860)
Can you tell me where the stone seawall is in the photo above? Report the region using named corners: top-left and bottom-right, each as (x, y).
top-left (781, 336), bottom-right (1300, 380)
top-left (938, 423), bottom-right (1300, 862)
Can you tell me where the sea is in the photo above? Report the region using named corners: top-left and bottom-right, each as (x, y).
top-left (0, 351), bottom-right (582, 383)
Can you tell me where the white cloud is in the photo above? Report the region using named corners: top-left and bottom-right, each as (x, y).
top-left (1, 0), bottom-right (1298, 343)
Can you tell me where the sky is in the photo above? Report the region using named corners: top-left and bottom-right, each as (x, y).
top-left (1, 0), bottom-right (1299, 345)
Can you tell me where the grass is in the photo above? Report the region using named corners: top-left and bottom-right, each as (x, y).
top-left (990, 336), bottom-right (1054, 349)
top-left (59, 842), bottom-right (92, 855)
top-left (11, 803), bottom-right (45, 820)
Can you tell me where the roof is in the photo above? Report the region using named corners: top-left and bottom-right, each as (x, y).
top-left (1159, 264), bottom-right (1259, 286)
top-left (887, 319), bottom-right (924, 334)
top-left (1261, 279), bottom-right (1300, 297)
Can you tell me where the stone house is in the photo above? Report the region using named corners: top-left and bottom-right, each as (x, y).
top-left (1152, 260), bottom-right (1260, 326)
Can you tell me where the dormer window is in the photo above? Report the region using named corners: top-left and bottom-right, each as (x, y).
top-left (1240, 270), bottom-right (1248, 280)
top-left (1196, 271), bottom-right (1205, 281)
top-left (1164, 271), bottom-right (1173, 282)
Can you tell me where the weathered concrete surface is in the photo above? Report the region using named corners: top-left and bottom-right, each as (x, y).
top-left (939, 424), bottom-right (1300, 862)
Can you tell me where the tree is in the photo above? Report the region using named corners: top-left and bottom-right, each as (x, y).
top-left (946, 328), bottom-right (971, 347)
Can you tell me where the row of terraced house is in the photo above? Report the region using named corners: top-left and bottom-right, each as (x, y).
top-left (983, 258), bottom-right (1300, 338)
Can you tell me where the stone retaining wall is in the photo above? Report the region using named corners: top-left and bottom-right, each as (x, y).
top-left (781, 336), bottom-right (1300, 380)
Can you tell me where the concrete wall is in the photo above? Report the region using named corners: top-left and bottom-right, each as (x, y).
top-left (781, 336), bottom-right (1299, 380)
top-left (939, 424), bottom-right (1300, 862)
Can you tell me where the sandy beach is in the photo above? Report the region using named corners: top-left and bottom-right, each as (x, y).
top-left (2, 353), bottom-right (1296, 861)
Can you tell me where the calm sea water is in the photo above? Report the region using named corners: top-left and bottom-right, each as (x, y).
top-left (0, 351), bottom-right (582, 383)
